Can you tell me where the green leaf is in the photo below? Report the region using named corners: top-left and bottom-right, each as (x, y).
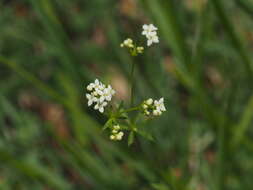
top-left (152, 183), bottom-right (171, 190)
top-left (137, 130), bottom-right (154, 142)
top-left (102, 118), bottom-right (114, 131)
top-left (117, 100), bottom-right (124, 111)
top-left (117, 116), bottom-right (128, 120)
top-left (211, 0), bottom-right (253, 77)
top-left (128, 131), bottom-right (135, 146)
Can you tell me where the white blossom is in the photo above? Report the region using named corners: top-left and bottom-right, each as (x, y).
top-left (110, 135), bottom-right (115, 140)
top-left (146, 98), bottom-right (153, 105)
top-left (142, 24), bottom-right (159, 46)
top-left (137, 46), bottom-right (144, 53)
top-left (147, 33), bottom-right (159, 46)
top-left (86, 79), bottom-right (115, 113)
top-left (116, 132), bottom-right (124, 140)
top-left (154, 98), bottom-right (166, 112)
top-left (113, 125), bottom-right (120, 130)
top-left (110, 125), bottom-right (124, 141)
top-left (142, 24), bottom-right (158, 36)
top-left (94, 101), bottom-right (107, 113)
top-left (120, 38), bottom-right (134, 48)
top-left (86, 93), bottom-right (97, 106)
top-left (142, 97), bottom-right (166, 117)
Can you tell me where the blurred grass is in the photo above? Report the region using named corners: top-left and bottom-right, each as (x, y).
top-left (1, 0), bottom-right (253, 189)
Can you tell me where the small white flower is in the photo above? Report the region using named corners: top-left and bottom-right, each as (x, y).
top-left (103, 85), bottom-right (115, 101)
top-left (154, 98), bottom-right (166, 112)
top-left (137, 46), bottom-right (144, 53)
top-left (110, 125), bottom-right (124, 141)
top-left (142, 24), bottom-right (158, 36)
top-left (110, 135), bottom-right (115, 140)
top-left (142, 24), bottom-right (159, 46)
top-left (113, 125), bottom-right (120, 130)
top-left (146, 98), bottom-right (153, 105)
top-left (116, 132), bottom-right (124, 140)
top-left (86, 93), bottom-right (97, 106)
top-left (121, 38), bottom-right (134, 48)
top-left (87, 84), bottom-right (94, 91)
top-left (112, 129), bottom-right (118, 134)
top-left (93, 79), bottom-right (100, 88)
top-left (94, 101), bottom-right (107, 113)
top-left (143, 104), bottom-right (148, 109)
top-left (147, 34), bottom-right (159, 46)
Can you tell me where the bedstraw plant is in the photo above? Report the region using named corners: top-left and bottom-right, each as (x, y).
top-left (86, 24), bottom-right (165, 145)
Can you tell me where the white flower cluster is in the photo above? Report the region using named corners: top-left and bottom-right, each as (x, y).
top-left (110, 125), bottom-right (124, 141)
top-left (142, 24), bottom-right (159, 46)
top-left (120, 38), bottom-right (134, 48)
top-left (142, 98), bottom-right (166, 116)
top-left (86, 79), bottom-right (115, 113)
top-left (136, 46), bottom-right (144, 53)
top-left (120, 38), bottom-right (144, 55)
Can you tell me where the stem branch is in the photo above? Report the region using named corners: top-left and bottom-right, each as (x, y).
top-left (130, 61), bottom-right (135, 106)
top-left (120, 106), bottom-right (140, 114)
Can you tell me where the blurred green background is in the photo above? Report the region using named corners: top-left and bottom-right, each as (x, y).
top-left (1, 0), bottom-right (253, 189)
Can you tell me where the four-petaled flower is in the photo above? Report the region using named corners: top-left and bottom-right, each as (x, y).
top-left (142, 24), bottom-right (158, 36)
top-left (153, 98), bottom-right (166, 116)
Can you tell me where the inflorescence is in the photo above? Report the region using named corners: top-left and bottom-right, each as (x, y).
top-left (142, 24), bottom-right (159, 46)
top-left (142, 98), bottom-right (166, 116)
top-left (120, 38), bottom-right (144, 56)
top-left (120, 23), bottom-right (159, 55)
top-left (110, 125), bottom-right (124, 141)
top-left (86, 79), bottom-right (115, 113)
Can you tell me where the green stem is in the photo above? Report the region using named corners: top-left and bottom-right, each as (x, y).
top-left (130, 61), bottom-right (135, 106)
top-left (120, 106), bottom-right (140, 114)
top-left (0, 56), bottom-right (67, 106)
top-left (216, 123), bottom-right (226, 190)
top-left (211, 0), bottom-right (253, 78)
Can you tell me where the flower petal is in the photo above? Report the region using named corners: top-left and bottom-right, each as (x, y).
top-left (94, 104), bottom-right (99, 110)
top-left (99, 106), bottom-right (104, 113)
top-left (88, 100), bottom-right (93, 106)
top-left (86, 93), bottom-right (91, 99)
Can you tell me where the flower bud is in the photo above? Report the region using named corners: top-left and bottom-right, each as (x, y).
top-left (110, 135), bottom-right (115, 140)
top-left (146, 98), bottom-right (153, 105)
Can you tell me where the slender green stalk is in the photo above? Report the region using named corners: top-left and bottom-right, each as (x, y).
top-left (215, 80), bottom-right (235, 190)
top-left (0, 56), bottom-right (67, 106)
top-left (216, 122), bottom-right (226, 190)
top-left (144, 0), bottom-right (190, 69)
top-left (211, 0), bottom-right (253, 78)
top-left (121, 106), bottom-right (140, 114)
top-left (232, 94), bottom-right (253, 147)
top-left (130, 61), bottom-right (135, 107)
top-left (191, 2), bottom-right (210, 81)
top-left (0, 56), bottom-right (100, 144)
top-left (236, 0), bottom-right (253, 18)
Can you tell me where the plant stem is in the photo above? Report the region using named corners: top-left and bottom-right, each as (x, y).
top-left (120, 106), bottom-right (140, 114)
top-left (130, 61), bottom-right (135, 107)
top-left (0, 56), bottom-right (67, 106)
top-left (216, 122), bottom-right (226, 190)
top-left (211, 0), bottom-right (253, 78)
